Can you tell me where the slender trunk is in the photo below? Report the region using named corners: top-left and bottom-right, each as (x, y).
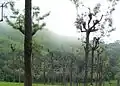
top-left (63, 66), bottom-right (66, 86)
top-left (31, 54), bottom-right (34, 83)
top-left (70, 60), bottom-right (73, 86)
top-left (96, 51), bottom-right (100, 86)
top-left (19, 69), bottom-right (21, 84)
top-left (51, 55), bottom-right (54, 85)
top-left (91, 49), bottom-right (94, 86)
top-left (19, 57), bottom-right (22, 84)
top-left (43, 61), bottom-right (46, 85)
top-left (96, 73), bottom-right (99, 86)
top-left (84, 32), bottom-right (90, 86)
top-left (13, 52), bottom-right (15, 82)
top-left (103, 81), bottom-right (105, 86)
top-left (117, 80), bottom-right (120, 86)
top-left (76, 67), bottom-right (79, 86)
top-left (24, 0), bottom-right (32, 86)
top-left (99, 57), bottom-right (103, 86)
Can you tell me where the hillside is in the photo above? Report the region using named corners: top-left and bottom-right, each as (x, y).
top-left (0, 23), bottom-right (81, 51)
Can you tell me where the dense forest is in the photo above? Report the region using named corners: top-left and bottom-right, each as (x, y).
top-left (0, 24), bottom-right (120, 85)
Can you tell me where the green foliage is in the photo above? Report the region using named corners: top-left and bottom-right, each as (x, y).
top-left (5, 2), bottom-right (50, 36)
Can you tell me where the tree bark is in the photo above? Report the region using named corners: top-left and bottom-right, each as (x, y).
top-left (99, 57), bottom-right (103, 86)
top-left (91, 49), bottom-right (94, 86)
top-left (84, 31), bottom-right (90, 86)
top-left (96, 51), bottom-right (100, 86)
top-left (70, 59), bottom-right (73, 86)
top-left (63, 66), bottom-right (66, 86)
top-left (13, 52), bottom-right (15, 82)
top-left (19, 69), bottom-right (21, 84)
top-left (24, 0), bottom-right (32, 86)
top-left (117, 80), bottom-right (120, 86)
top-left (43, 61), bottom-right (46, 85)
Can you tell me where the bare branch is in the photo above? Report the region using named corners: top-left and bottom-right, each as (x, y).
top-left (81, 30), bottom-right (86, 32)
top-left (91, 29), bottom-right (98, 32)
top-left (88, 13), bottom-right (94, 29)
top-left (79, 26), bottom-right (86, 32)
top-left (90, 15), bottom-right (103, 31)
top-left (18, 26), bottom-right (25, 34)
top-left (32, 23), bottom-right (46, 36)
top-left (82, 22), bottom-right (87, 31)
top-left (39, 11), bottom-right (50, 20)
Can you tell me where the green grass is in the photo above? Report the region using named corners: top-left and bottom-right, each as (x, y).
top-left (0, 82), bottom-right (61, 86)
top-left (0, 81), bottom-right (118, 86)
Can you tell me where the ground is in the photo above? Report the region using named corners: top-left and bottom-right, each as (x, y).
top-left (0, 81), bottom-right (117, 86)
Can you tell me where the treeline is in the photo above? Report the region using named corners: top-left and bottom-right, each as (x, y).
top-left (0, 40), bottom-right (120, 85)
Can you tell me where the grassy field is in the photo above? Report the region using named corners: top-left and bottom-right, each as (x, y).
top-left (0, 81), bottom-right (118, 86)
top-left (0, 82), bottom-right (60, 86)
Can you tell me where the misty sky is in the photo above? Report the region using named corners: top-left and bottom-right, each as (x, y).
top-left (0, 0), bottom-right (120, 43)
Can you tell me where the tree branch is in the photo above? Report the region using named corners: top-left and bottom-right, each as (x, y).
top-left (5, 16), bottom-right (25, 35)
top-left (91, 29), bottom-right (98, 32)
top-left (88, 13), bottom-right (93, 29)
top-left (82, 22), bottom-right (87, 31)
top-left (18, 26), bottom-right (25, 34)
top-left (32, 23), bottom-right (46, 36)
top-left (39, 11), bottom-right (50, 20)
top-left (90, 15), bottom-right (103, 31)
top-left (80, 27), bottom-right (86, 32)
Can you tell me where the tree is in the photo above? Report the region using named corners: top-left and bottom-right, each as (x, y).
top-left (4, 1), bottom-right (50, 86)
top-left (10, 43), bottom-right (16, 82)
top-left (0, 2), bottom-right (8, 22)
top-left (115, 72), bottom-right (120, 86)
top-left (0, 3), bottom-right (4, 22)
top-left (95, 47), bottom-right (104, 86)
top-left (75, 7), bottom-right (103, 86)
top-left (24, 0), bottom-right (32, 85)
top-left (90, 37), bottom-right (100, 85)
top-left (70, 0), bottom-right (119, 86)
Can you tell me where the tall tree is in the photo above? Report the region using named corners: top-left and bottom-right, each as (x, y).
top-left (10, 43), bottom-right (16, 82)
top-left (90, 37), bottom-right (100, 86)
top-left (75, 7), bottom-right (103, 86)
top-left (4, 1), bottom-right (50, 86)
top-left (70, 0), bottom-right (119, 86)
top-left (24, 0), bottom-right (32, 86)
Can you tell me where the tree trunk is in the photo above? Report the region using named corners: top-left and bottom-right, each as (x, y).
top-left (117, 79), bottom-right (120, 86)
top-left (43, 61), bottom-right (46, 85)
top-left (84, 32), bottom-right (90, 86)
top-left (96, 51), bottom-right (100, 86)
top-left (24, 0), bottom-right (32, 86)
top-left (76, 67), bottom-right (79, 86)
top-left (51, 56), bottom-right (54, 85)
top-left (91, 49), bottom-right (94, 86)
top-left (19, 69), bottom-right (21, 84)
top-left (63, 66), bottom-right (66, 86)
top-left (99, 57), bottom-right (103, 86)
top-left (70, 60), bottom-right (73, 86)
top-left (13, 52), bottom-right (15, 82)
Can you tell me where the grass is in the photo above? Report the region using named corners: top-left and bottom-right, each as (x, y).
top-left (0, 82), bottom-right (60, 86)
top-left (0, 81), bottom-right (118, 86)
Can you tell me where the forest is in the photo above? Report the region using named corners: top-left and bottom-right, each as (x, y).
top-left (0, 0), bottom-right (120, 86)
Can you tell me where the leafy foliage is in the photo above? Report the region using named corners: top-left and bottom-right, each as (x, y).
top-left (5, 2), bottom-right (50, 36)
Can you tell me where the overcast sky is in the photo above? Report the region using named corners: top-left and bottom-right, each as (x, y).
top-left (1, 0), bottom-right (120, 43)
